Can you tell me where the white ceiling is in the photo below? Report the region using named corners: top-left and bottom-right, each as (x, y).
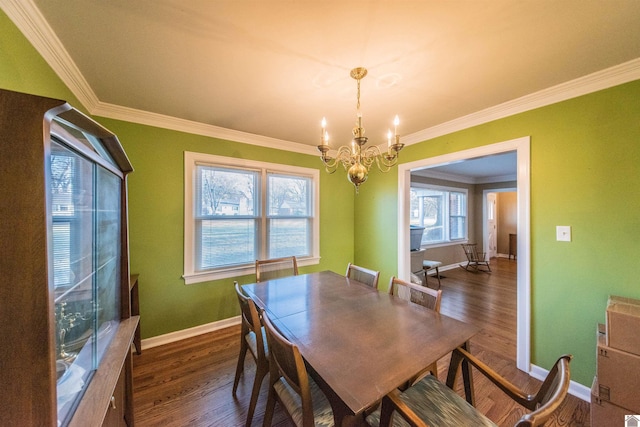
top-left (6, 1), bottom-right (640, 154)
top-left (412, 151), bottom-right (517, 183)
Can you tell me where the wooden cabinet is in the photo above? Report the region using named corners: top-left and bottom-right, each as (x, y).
top-left (0, 89), bottom-right (138, 426)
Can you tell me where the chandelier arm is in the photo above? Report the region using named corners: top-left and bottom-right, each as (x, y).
top-left (319, 153), bottom-right (339, 169)
top-left (334, 145), bottom-right (356, 169)
top-left (373, 155), bottom-right (397, 173)
top-left (321, 159), bottom-right (339, 173)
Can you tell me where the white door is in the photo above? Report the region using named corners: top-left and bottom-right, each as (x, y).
top-left (487, 193), bottom-right (497, 259)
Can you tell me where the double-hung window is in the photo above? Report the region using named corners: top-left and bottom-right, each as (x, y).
top-left (184, 152), bottom-right (319, 284)
top-left (410, 184), bottom-right (468, 246)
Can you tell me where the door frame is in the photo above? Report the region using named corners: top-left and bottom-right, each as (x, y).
top-left (397, 136), bottom-right (530, 372)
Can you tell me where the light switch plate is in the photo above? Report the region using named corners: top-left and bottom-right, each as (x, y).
top-left (556, 226), bottom-right (571, 242)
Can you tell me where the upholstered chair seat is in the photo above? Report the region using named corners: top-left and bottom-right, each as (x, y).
top-left (366, 374), bottom-right (496, 427)
top-left (273, 375), bottom-right (334, 427)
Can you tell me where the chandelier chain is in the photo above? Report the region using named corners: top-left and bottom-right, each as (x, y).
top-left (356, 76), bottom-right (361, 113)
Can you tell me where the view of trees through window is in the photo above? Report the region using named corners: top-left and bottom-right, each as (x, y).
top-left (196, 165), bottom-right (312, 270)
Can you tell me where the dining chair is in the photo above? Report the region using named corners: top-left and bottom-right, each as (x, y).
top-left (388, 276), bottom-right (442, 380)
top-left (232, 282), bottom-right (270, 427)
top-left (261, 311), bottom-right (335, 427)
top-left (256, 256), bottom-right (299, 282)
top-left (345, 262), bottom-right (380, 289)
top-left (367, 348), bottom-right (572, 427)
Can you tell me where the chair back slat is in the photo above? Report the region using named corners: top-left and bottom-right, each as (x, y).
top-left (389, 276), bottom-right (442, 312)
top-left (346, 262), bottom-right (380, 289)
top-left (533, 354), bottom-right (572, 406)
top-left (461, 243), bottom-right (481, 260)
top-left (516, 355), bottom-right (572, 427)
top-left (256, 256), bottom-right (298, 282)
top-left (460, 243), bottom-right (491, 272)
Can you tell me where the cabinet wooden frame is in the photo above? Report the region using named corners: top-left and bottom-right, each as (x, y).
top-left (0, 89), bottom-right (138, 427)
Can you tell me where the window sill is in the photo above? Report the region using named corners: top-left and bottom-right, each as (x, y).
top-left (183, 256), bottom-right (321, 285)
top-left (421, 240), bottom-right (468, 250)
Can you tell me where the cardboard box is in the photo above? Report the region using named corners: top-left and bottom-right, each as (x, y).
top-left (606, 295), bottom-right (640, 355)
top-left (597, 329), bottom-right (640, 413)
top-left (591, 376), bottom-right (635, 427)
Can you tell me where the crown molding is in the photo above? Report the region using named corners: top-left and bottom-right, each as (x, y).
top-left (0, 0), bottom-right (100, 110)
top-left (91, 101), bottom-right (319, 155)
top-left (1, 0), bottom-right (317, 156)
top-left (4, 0), bottom-right (640, 155)
top-left (403, 57), bottom-right (640, 146)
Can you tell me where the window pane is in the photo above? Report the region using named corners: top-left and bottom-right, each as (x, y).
top-left (197, 166), bottom-right (257, 216)
top-left (450, 192), bottom-right (466, 216)
top-left (409, 190), bottom-right (421, 226)
top-left (51, 147), bottom-right (94, 289)
top-left (268, 174), bottom-right (310, 216)
top-left (51, 152), bottom-right (75, 287)
top-left (450, 216), bottom-right (466, 240)
top-left (197, 219), bottom-right (257, 269)
top-left (423, 194), bottom-right (444, 243)
top-left (52, 223), bottom-right (72, 286)
top-left (268, 218), bottom-right (310, 258)
top-left (449, 192), bottom-right (466, 240)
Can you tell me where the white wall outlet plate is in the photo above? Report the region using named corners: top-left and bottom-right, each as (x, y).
top-left (556, 226), bottom-right (571, 242)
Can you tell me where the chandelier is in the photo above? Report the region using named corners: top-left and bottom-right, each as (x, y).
top-left (317, 67), bottom-right (404, 192)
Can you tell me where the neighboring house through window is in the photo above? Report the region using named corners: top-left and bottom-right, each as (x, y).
top-left (183, 152), bottom-right (320, 284)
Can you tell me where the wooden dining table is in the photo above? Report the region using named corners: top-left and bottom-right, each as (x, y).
top-left (242, 270), bottom-right (480, 427)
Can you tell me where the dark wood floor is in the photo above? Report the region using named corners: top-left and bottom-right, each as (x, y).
top-left (132, 258), bottom-right (590, 426)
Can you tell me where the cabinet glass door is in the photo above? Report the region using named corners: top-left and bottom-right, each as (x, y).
top-left (51, 135), bottom-right (121, 425)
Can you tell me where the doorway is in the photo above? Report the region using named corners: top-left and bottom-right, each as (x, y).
top-left (484, 189), bottom-right (517, 259)
top-left (486, 192), bottom-right (498, 259)
top-left (397, 136), bottom-right (530, 372)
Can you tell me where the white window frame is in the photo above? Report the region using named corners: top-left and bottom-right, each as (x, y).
top-left (410, 183), bottom-right (468, 247)
top-left (183, 151), bottom-right (320, 284)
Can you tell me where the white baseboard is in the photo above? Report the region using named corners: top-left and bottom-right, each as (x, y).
top-left (140, 315), bottom-right (241, 351)
top-left (530, 363), bottom-right (591, 402)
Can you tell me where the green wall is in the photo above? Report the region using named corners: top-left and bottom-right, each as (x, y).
top-left (0, 9), bottom-right (82, 110)
top-left (98, 119), bottom-right (355, 338)
top-left (4, 7), bottom-right (640, 388)
top-left (354, 80), bottom-right (640, 387)
top-left (0, 9), bottom-right (355, 338)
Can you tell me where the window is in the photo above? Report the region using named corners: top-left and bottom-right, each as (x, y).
top-left (184, 152), bottom-right (319, 284)
top-left (51, 148), bottom-right (77, 287)
top-left (410, 184), bottom-right (467, 246)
